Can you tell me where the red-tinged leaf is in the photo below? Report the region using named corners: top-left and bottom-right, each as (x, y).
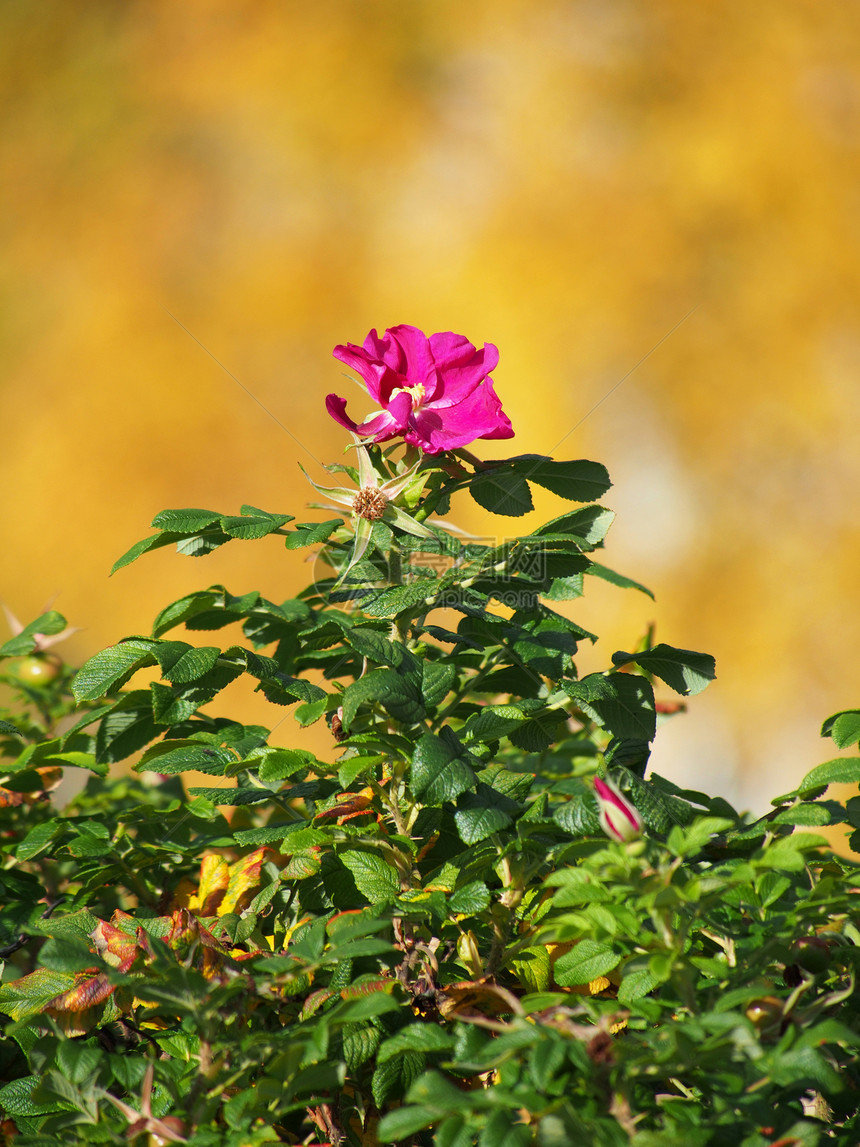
top-left (219, 847), bottom-right (269, 916)
top-left (91, 919), bottom-right (141, 969)
top-left (48, 972), bottom-right (114, 1012)
top-left (0, 968), bottom-right (78, 1021)
top-left (314, 788), bottom-right (375, 823)
top-left (0, 787), bottom-right (23, 807)
top-left (300, 989), bottom-right (334, 1020)
top-left (283, 850), bottom-right (321, 879)
top-left (340, 978), bottom-right (395, 1000)
top-left (193, 854), bottom-right (230, 915)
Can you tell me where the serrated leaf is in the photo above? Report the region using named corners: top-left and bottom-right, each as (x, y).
top-left (284, 519), bottom-right (344, 549)
top-left (72, 639), bottom-right (157, 701)
top-left (136, 742), bottom-right (234, 775)
top-left (469, 468), bottom-right (534, 516)
top-left (186, 786), bottom-right (272, 806)
top-left (110, 531), bottom-right (180, 574)
top-left (562, 672), bottom-right (656, 741)
top-left (220, 509), bottom-right (293, 539)
top-left (372, 1051), bottom-right (426, 1109)
top-left (797, 757), bottom-right (860, 795)
top-left (772, 802), bottom-right (832, 826)
top-left (0, 968), bottom-right (79, 1021)
top-left (411, 730), bottom-right (477, 803)
top-left (421, 660), bottom-right (457, 708)
top-left (586, 562), bottom-right (654, 599)
top-left (153, 641), bottom-right (221, 684)
top-left (362, 580), bottom-right (438, 618)
top-left (462, 705), bottom-right (528, 743)
top-left (821, 709), bottom-right (860, 750)
top-left (342, 668), bottom-right (424, 731)
top-left (553, 940), bottom-right (620, 986)
top-left (449, 881), bottom-right (491, 915)
top-left (512, 456), bottom-right (611, 502)
top-left (16, 818), bottom-right (63, 861)
top-left (345, 627), bottom-right (418, 671)
top-left (151, 508), bottom-right (223, 531)
top-left (612, 643), bottom-right (716, 697)
top-left (0, 611), bottom-right (68, 657)
top-left (454, 785), bottom-right (517, 844)
top-left (377, 1025), bottom-right (456, 1063)
top-left (339, 850), bottom-right (400, 904)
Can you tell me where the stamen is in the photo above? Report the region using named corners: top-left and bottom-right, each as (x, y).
top-left (352, 487), bottom-right (389, 521)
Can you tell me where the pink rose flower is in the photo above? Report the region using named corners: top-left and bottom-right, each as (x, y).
top-left (593, 775), bottom-right (644, 843)
top-left (327, 324), bottom-right (514, 455)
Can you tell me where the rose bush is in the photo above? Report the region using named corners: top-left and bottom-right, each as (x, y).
top-left (1, 328), bottom-right (860, 1146)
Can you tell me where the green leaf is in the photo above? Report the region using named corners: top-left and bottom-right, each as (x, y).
top-left (772, 802), bottom-right (832, 826)
top-left (153, 641), bottom-right (221, 684)
top-left (586, 562), bottom-right (655, 599)
top-left (421, 660), bottom-right (457, 708)
top-left (411, 730), bottom-right (477, 803)
top-left (72, 639), bottom-right (157, 701)
top-left (136, 741), bottom-right (235, 775)
top-left (362, 580), bottom-right (438, 618)
top-left (372, 1051), bottom-right (426, 1113)
top-left (339, 850), bottom-right (400, 904)
top-left (151, 508), bottom-right (222, 531)
top-left (821, 709), bottom-right (860, 750)
top-left (0, 968), bottom-right (78, 1021)
top-left (38, 936), bottom-right (97, 973)
top-left (617, 967), bottom-right (660, 1004)
top-left (346, 627), bottom-right (419, 672)
top-left (534, 505), bottom-right (615, 545)
top-left (110, 531), bottom-right (179, 574)
top-left (449, 880), bottom-right (491, 915)
top-left (454, 784), bottom-right (517, 845)
top-left (512, 456), bottom-right (612, 502)
top-left (342, 668), bottom-right (424, 731)
top-left (0, 1076), bottom-right (69, 1118)
top-left (469, 468), bottom-right (534, 516)
top-left (553, 939), bottom-right (620, 986)
top-left (376, 1026), bottom-right (456, 1067)
top-left (462, 705), bottom-right (528, 744)
top-left (284, 518), bottom-right (344, 548)
top-left (562, 672), bottom-right (656, 741)
top-left (611, 643), bottom-right (716, 697)
top-left (16, 818), bottom-right (63, 861)
top-left (378, 1105), bottom-right (437, 1142)
top-left (0, 719), bottom-right (22, 737)
top-left (0, 611), bottom-right (67, 657)
top-left (797, 757), bottom-right (860, 795)
top-left (220, 507), bottom-right (293, 539)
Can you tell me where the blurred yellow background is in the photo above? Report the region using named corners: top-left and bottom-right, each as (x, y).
top-left (2, 0), bottom-right (859, 818)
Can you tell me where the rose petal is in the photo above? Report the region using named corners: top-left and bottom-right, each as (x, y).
top-left (407, 380), bottom-right (513, 452)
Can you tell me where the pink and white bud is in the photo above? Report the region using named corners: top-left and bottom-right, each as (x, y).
top-left (593, 775), bottom-right (644, 842)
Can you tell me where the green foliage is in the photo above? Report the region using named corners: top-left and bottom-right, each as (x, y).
top-left (2, 437), bottom-right (860, 1145)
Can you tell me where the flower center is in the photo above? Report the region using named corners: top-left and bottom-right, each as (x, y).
top-left (352, 487), bottom-right (389, 521)
top-left (390, 382), bottom-right (426, 407)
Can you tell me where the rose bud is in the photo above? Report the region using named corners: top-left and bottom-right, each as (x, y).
top-left (593, 775), bottom-right (644, 843)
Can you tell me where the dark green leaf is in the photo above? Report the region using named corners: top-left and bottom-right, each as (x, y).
top-left (562, 672), bottom-right (656, 741)
top-left (411, 730), bottom-right (477, 803)
top-left (454, 784), bottom-right (518, 844)
top-left (469, 468), bottom-right (534, 516)
top-left (511, 456), bottom-right (612, 502)
top-left (611, 643), bottom-right (716, 696)
top-left (339, 850), bottom-right (400, 904)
